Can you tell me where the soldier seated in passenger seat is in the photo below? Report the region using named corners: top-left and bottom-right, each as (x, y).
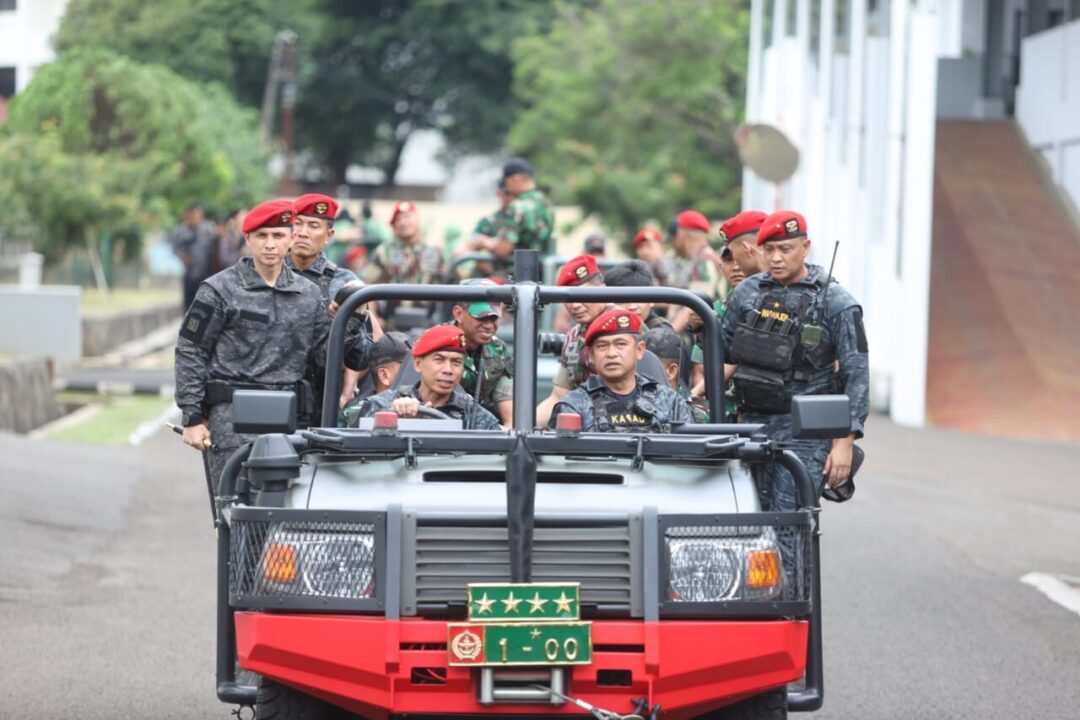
top-left (549, 308), bottom-right (694, 433)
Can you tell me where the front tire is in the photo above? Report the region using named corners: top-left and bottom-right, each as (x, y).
top-left (255, 678), bottom-right (348, 720)
top-left (704, 688), bottom-right (787, 720)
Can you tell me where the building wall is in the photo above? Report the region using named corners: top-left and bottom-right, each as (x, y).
top-left (0, 0), bottom-right (70, 96)
top-left (1016, 18), bottom-right (1080, 210)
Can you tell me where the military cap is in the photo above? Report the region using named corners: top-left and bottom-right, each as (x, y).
top-left (293, 193), bottom-right (339, 220)
top-left (676, 210), bottom-right (711, 233)
top-left (458, 278), bottom-right (502, 319)
top-left (584, 307), bottom-right (643, 346)
top-left (390, 200), bottom-right (418, 226)
top-left (644, 327), bottom-right (685, 363)
top-left (413, 325), bottom-right (467, 357)
top-left (584, 232), bottom-right (606, 254)
top-left (720, 210), bottom-right (768, 243)
top-left (633, 227), bottom-right (662, 250)
top-left (502, 157), bottom-right (534, 178)
top-left (556, 254), bottom-right (603, 287)
top-left (370, 331), bottom-right (412, 367)
top-left (757, 210), bottom-right (808, 245)
top-left (242, 200), bottom-right (294, 233)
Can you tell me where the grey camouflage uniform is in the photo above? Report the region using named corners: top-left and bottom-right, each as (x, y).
top-left (549, 374), bottom-right (694, 432)
top-left (175, 258), bottom-right (374, 489)
top-left (286, 253), bottom-right (357, 302)
top-left (722, 264), bottom-right (869, 511)
top-left (351, 383), bottom-right (500, 431)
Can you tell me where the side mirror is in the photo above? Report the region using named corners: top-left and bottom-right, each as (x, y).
top-left (791, 395), bottom-right (851, 439)
top-left (232, 390), bottom-right (297, 435)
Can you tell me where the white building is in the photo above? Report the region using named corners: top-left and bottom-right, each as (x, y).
top-left (0, 0), bottom-right (70, 99)
top-left (743, 0), bottom-right (1080, 436)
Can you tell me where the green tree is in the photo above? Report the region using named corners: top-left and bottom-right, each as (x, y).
top-left (0, 48), bottom-right (269, 282)
top-left (510, 0), bottom-right (749, 241)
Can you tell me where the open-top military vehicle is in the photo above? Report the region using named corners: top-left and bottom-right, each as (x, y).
top-left (210, 252), bottom-right (848, 719)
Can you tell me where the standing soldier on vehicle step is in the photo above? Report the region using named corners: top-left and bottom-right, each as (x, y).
top-left (363, 200), bottom-right (445, 288)
top-left (723, 210), bottom-right (869, 510)
top-left (175, 200), bottom-right (375, 490)
top-left (450, 279), bottom-right (514, 427)
top-left (502, 157), bottom-right (554, 256)
top-left (351, 325), bottom-right (500, 430)
top-left (549, 308), bottom-right (693, 432)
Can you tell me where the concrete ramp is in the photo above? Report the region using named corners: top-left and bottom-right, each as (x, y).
top-left (928, 120), bottom-right (1080, 442)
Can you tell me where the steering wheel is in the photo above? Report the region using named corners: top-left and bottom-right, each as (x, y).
top-left (415, 405), bottom-right (452, 420)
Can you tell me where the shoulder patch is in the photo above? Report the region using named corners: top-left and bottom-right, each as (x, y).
top-left (179, 299), bottom-right (215, 345)
top-left (853, 308), bottom-right (868, 353)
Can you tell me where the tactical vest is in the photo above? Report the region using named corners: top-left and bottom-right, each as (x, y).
top-left (728, 278), bottom-right (832, 413)
top-left (590, 382), bottom-right (670, 433)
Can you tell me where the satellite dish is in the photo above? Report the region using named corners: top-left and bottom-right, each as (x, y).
top-left (735, 123), bottom-right (800, 183)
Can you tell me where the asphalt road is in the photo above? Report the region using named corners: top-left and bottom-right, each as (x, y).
top-left (2, 419), bottom-right (1079, 719)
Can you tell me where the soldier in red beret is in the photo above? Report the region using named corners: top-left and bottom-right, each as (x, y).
top-left (723, 209), bottom-right (869, 510)
top-left (719, 210), bottom-right (768, 277)
top-left (175, 200), bottom-right (378, 489)
top-left (350, 325), bottom-right (500, 430)
top-left (548, 308), bottom-right (693, 433)
top-left (667, 210), bottom-right (720, 332)
top-left (362, 200), bottom-right (445, 296)
top-left (536, 255), bottom-right (611, 427)
top-left (632, 227), bottom-right (672, 286)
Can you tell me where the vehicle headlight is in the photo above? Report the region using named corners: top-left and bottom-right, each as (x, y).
top-left (665, 528), bottom-right (783, 602)
top-left (257, 526), bottom-right (375, 599)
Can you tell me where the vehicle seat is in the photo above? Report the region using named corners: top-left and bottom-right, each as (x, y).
top-left (392, 352), bottom-right (421, 389)
top-left (638, 350), bottom-right (669, 388)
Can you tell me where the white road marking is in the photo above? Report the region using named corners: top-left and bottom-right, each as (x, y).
top-left (1021, 572), bottom-right (1080, 618)
top-left (128, 405), bottom-right (181, 446)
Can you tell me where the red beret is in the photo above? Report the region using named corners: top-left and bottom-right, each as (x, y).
top-left (390, 200), bottom-right (418, 225)
top-left (412, 325), bottom-right (466, 357)
top-left (720, 210), bottom-right (767, 243)
top-left (632, 227), bottom-right (662, 249)
top-left (584, 308), bottom-right (643, 345)
top-left (293, 193), bottom-right (339, 220)
top-left (556, 254), bottom-right (603, 287)
top-left (242, 200), bottom-right (294, 233)
top-left (676, 210), bottom-right (711, 233)
top-left (757, 210), bottom-right (808, 245)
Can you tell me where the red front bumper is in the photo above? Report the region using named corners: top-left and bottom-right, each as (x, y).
top-left (235, 613), bottom-right (807, 720)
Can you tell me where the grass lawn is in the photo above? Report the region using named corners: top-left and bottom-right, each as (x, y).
top-left (47, 394), bottom-right (174, 445)
top-left (81, 287), bottom-right (181, 316)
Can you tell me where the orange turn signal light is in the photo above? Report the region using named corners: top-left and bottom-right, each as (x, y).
top-left (746, 549), bottom-right (781, 588)
top-left (263, 543), bottom-right (297, 583)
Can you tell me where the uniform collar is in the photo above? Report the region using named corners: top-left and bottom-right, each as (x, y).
top-left (584, 373), bottom-right (656, 394)
top-left (286, 253), bottom-right (335, 276)
top-left (755, 263), bottom-right (824, 290)
top-left (403, 381), bottom-right (469, 409)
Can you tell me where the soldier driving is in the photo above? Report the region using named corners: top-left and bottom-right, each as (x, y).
top-left (722, 210), bottom-right (869, 510)
top-left (451, 279), bottom-right (514, 426)
top-left (549, 308), bottom-right (693, 432)
top-left (351, 325), bottom-right (501, 430)
top-left (175, 200), bottom-right (376, 489)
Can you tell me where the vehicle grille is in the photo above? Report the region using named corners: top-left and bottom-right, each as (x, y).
top-left (407, 523), bottom-right (635, 613)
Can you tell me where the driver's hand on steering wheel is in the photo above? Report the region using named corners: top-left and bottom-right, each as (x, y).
top-left (391, 397), bottom-right (423, 417)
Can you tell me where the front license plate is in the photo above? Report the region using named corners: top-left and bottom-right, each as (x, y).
top-left (447, 622), bottom-right (592, 667)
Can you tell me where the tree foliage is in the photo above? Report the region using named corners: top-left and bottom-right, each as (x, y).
top-left (0, 48), bottom-right (269, 264)
top-left (510, 0), bottom-right (749, 240)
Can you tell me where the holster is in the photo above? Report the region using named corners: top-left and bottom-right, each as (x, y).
top-left (733, 366), bottom-right (788, 413)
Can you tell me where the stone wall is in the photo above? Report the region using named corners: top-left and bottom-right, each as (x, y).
top-left (82, 304), bottom-right (182, 358)
top-left (0, 357), bottom-right (62, 433)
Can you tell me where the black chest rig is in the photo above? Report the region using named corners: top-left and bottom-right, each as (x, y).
top-left (729, 280), bottom-right (831, 413)
top-left (591, 383), bottom-right (667, 433)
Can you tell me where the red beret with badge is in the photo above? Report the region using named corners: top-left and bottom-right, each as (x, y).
top-left (390, 200), bottom-right (418, 226)
top-left (293, 193), bottom-right (339, 221)
top-left (720, 210), bottom-right (768, 243)
top-left (676, 210), bottom-right (711, 233)
top-left (242, 199), bottom-right (294, 233)
top-left (757, 210), bottom-right (808, 245)
top-left (633, 227), bottom-right (662, 249)
top-left (584, 307), bottom-right (643, 346)
top-left (556, 254), bottom-right (603, 287)
top-left (412, 325), bottom-right (467, 357)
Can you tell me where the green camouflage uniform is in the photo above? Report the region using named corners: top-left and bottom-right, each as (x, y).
top-left (460, 336), bottom-right (514, 420)
top-left (363, 238), bottom-right (444, 287)
top-left (352, 383), bottom-right (500, 431)
top-left (553, 322), bottom-right (591, 390)
top-left (691, 297), bottom-right (736, 422)
top-left (505, 188), bottom-right (554, 255)
top-left (667, 246), bottom-right (720, 297)
top-left (472, 208), bottom-right (517, 276)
